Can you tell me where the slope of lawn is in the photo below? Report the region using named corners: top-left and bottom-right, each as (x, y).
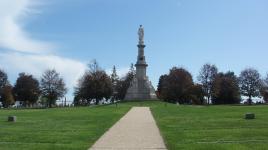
top-left (1, 101), bottom-right (268, 150)
top-left (150, 102), bottom-right (268, 150)
top-left (0, 105), bottom-right (131, 150)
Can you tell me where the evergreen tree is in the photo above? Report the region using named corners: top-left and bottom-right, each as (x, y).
top-left (115, 64), bottom-right (135, 100)
top-left (111, 65), bottom-right (119, 102)
top-left (157, 75), bottom-right (168, 99)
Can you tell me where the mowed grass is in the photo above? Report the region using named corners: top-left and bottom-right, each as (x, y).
top-left (149, 102), bottom-right (268, 150)
top-left (103, 101), bottom-right (268, 149)
top-left (1, 101), bottom-right (268, 150)
top-left (0, 105), bottom-right (131, 150)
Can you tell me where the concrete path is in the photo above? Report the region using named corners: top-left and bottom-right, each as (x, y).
top-left (90, 107), bottom-right (167, 150)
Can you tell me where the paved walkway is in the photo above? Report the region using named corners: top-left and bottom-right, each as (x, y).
top-left (90, 107), bottom-right (167, 150)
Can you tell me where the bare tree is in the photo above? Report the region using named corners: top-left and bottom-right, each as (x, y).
top-left (88, 59), bottom-right (100, 74)
top-left (198, 63), bottom-right (218, 104)
top-left (239, 68), bottom-right (261, 104)
top-left (41, 69), bottom-right (67, 107)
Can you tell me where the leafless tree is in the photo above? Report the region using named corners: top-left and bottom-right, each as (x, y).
top-left (198, 63), bottom-right (218, 104)
top-left (41, 69), bottom-right (67, 107)
top-left (239, 68), bottom-right (261, 104)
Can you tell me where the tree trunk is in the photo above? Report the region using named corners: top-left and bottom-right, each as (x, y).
top-left (48, 99), bottom-right (52, 108)
top-left (248, 96), bottom-right (252, 105)
top-left (95, 99), bottom-right (99, 105)
top-left (206, 89), bottom-right (210, 105)
top-left (206, 94), bottom-right (210, 105)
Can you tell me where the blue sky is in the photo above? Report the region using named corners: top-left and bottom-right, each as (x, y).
top-left (0, 0), bottom-right (267, 101)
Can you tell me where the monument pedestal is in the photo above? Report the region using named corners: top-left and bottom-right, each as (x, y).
top-left (124, 76), bottom-right (157, 100)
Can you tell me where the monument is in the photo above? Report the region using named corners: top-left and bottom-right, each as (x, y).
top-left (124, 25), bottom-right (157, 100)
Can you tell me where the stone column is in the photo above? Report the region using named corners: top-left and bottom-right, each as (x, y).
top-left (136, 44), bottom-right (148, 80)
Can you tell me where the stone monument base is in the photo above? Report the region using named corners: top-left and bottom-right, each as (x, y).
top-left (124, 76), bottom-right (157, 100)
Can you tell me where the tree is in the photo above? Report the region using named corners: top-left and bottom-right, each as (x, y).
top-left (41, 69), bottom-right (67, 107)
top-left (89, 59), bottom-right (100, 73)
top-left (190, 84), bottom-right (205, 105)
top-left (260, 87), bottom-right (268, 103)
top-left (111, 66), bottom-right (119, 86)
top-left (73, 87), bottom-right (89, 106)
top-left (211, 72), bottom-right (241, 104)
top-left (74, 61), bottom-right (112, 105)
top-left (239, 68), bottom-right (261, 104)
top-left (0, 69), bottom-right (8, 90)
top-left (110, 65), bottom-right (119, 102)
top-left (1, 85), bottom-right (15, 108)
top-left (198, 63), bottom-right (218, 104)
top-left (157, 75), bottom-right (168, 99)
top-left (115, 63), bottom-right (135, 100)
top-left (13, 73), bottom-right (40, 106)
top-left (158, 67), bottom-right (194, 104)
top-left (0, 69), bottom-right (9, 106)
top-left (260, 74), bottom-right (268, 103)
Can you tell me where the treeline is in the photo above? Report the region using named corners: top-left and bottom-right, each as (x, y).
top-left (74, 61), bottom-right (268, 106)
top-left (0, 60), bottom-right (135, 108)
top-left (73, 60), bottom-right (135, 106)
top-left (0, 69), bottom-right (67, 108)
top-left (1, 61), bottom-right (268, 108)
top-left (158, 63), bottom-right (268, 105)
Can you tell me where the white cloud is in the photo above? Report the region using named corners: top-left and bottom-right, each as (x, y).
top-left (0, 0), bottom-right (55, 53)
top-left (0, 0), bottom-right (92, 101)
top-left (0, 0), bottom-right (88, 101)
top-left (0, 52), bottom-right (87, 92)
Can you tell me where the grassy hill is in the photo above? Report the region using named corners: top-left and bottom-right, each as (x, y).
top-left (1, 101), bottom-right (268, 150)
top-left (150, 102), bottom-right (268, 150)
top-left (0, 105), bottom-right (130, 150)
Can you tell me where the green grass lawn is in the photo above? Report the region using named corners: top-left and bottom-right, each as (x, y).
top-left (149, 102), bottom-right (268, 150)
top-left (1, 101), bottom-right (268, 150)
top-left (0, 105), bottom-right (130, 150)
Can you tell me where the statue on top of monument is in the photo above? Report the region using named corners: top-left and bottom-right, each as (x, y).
top-left (138, 25), bottom-right (144, 44)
